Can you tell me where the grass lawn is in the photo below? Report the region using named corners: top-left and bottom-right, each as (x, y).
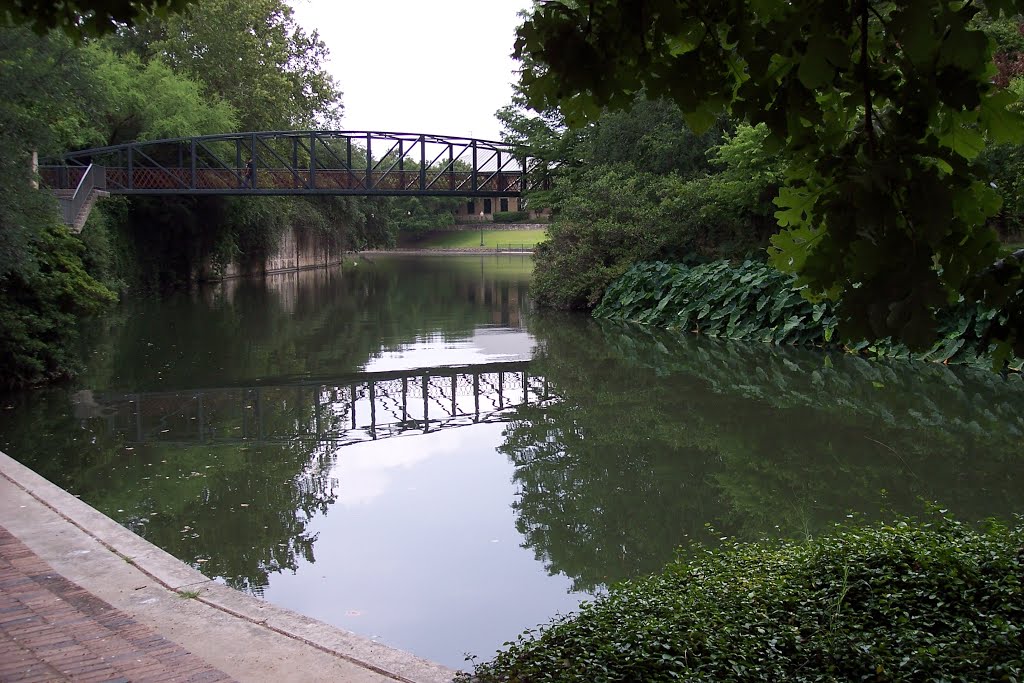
top-left (400, 228), bottom-right (548, 249)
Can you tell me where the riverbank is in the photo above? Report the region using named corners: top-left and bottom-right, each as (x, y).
top-left (594, 259), bottom-right (1024, 370)
top-left (0, 450), bottom-right (455, 683)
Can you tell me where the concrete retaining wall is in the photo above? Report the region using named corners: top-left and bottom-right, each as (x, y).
top-left (200, 224), bottom-right (344, 281)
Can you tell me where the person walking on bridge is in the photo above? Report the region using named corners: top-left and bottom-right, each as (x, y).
top-left (242, 156), bottom-right (254, 188)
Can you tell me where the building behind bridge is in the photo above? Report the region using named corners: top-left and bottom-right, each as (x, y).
top-left (452, 196), bottom-right (551, 223)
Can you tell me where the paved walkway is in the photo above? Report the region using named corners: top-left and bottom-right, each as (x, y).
top-left (0, 527), bottom-right (233, 683)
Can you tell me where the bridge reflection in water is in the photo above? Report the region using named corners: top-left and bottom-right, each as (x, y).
top-left (83, 360), bottom-right (553, 447)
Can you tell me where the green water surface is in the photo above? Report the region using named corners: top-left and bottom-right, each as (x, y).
top-left (1, 253), bottom-right (1023, 668)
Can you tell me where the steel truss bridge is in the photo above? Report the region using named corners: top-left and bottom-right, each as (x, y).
top-left (41, 130), bottom-right (543, 198)
top-left (75, 360), bottom-right (555, 448)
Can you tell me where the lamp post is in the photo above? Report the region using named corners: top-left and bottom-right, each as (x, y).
top-left (479, 211), bottom-right (485, 246)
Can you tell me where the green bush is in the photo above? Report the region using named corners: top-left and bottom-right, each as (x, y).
top-left (532, 125), bottom-right (784, 311)
top-left (0, 220), bottom-right (117, 389)
top-left (531, 169), bottom-right (675, 310)
top-left (463, 515), bottom-right (1024, 682)
top-left (492, 211), bottom-right (530, 223)
top-left (595, 260), bottom-right (1023, 369)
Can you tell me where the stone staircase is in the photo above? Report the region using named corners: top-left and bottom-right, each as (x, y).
top-left (68, 189), bottom-right (109, 233)
top-left (53, 165), bottom-right (108, 233)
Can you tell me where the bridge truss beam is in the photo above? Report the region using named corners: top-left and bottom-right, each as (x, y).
top-left (40, 131), bottom-right (549, 197)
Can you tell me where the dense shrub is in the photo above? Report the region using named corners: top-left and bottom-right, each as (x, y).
top-left (0, 219), bottom-right (117, 389)
top-left (532, 125), bottom-right (783, 310)
top-left (492, 211), bottom-right (530, 223)
top-left (585, 98), bottom-right (728, 177)
top-left (595, 260), bottom-right (1023, 369)
top-left (532, 169), bottom-right (674, 310)
top-left (463, 516), bottom-right (1024, 682)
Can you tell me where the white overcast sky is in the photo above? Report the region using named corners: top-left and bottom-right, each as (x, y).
top-left (291, 0), bottom-right (531, 141)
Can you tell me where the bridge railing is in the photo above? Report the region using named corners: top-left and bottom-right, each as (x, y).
top-left (92, 168), bottom-right (526, 194)
top-left (40, 165), bottom-right (85, 191)
top-left (42, 166), bottom-right (529, 196)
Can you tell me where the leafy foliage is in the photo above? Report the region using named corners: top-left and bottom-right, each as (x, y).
top-left (597, 260), bottom-right (837, 345)
top-left (977, 11), bottom-right (1024, 86)
top-left (138, 0), bottom-right (342, 130)
top-left (86, 42), bottom-right (238, 144)
top-left (531, 117), bottom-right (784, 310)
top-left (532, 169), bottom-right (683, 309)
top-left (585, 98), bottom-right (728, 177)
top-left (513, 0), bottom-right (1024, 355)
top-left (0, 218), bottom-right (116, 389)
top-left (595, 260), bottom-right (1023, 369)
top-left (0, 24), bottom-right (120, 388)
top-left (463, 515), bottom-right (1024, 682)
top-left (0, 26), bottom-right (104, 157)
top-left (0, 0), bottom-right (193, 38)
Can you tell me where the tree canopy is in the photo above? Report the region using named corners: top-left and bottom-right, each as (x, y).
top-left (0, 0), bottom-right (192, 37)
top-left (514, 0), bottom-right (1024, 359)
top-left (129, 0), bottom-right (343, 130)
top-left (0, 1), bottom-right (407, 388)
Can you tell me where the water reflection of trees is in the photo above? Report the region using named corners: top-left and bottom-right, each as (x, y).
top-left (3, 389), bottom-right (339, 593)
top-left (9, 262), bottom-right (1023, 598)
top-left (11, 359), bottom-right (543, 592)
top-left (502, 314), bottom-right (1024, 593)
top-left (84, 255), bottom-right (532, 390)
top-left (1, 254), bottom-right (535, 593)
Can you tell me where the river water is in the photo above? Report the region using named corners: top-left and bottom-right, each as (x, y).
top-left (2, 253), bottom-right (1024, 668)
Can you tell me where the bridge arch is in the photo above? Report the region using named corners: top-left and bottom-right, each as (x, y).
top-left (41, 130), bottom-right (546, 198)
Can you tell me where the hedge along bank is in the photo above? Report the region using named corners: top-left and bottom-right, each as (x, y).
top-left (594, 260), bottom-right (1024, 370)
top-left (461, 515), bottom-right (1024, 682)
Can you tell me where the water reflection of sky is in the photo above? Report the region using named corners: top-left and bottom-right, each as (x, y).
top-left (9, 256), bottom-right (1023, 673)
top-left (261, 422), bottom-right (584, 667)
top-left (363, 329), bottom-right (537, 373)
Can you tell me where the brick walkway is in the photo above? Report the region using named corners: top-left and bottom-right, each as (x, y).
top-left (0, 527), bottom-right (234, 683)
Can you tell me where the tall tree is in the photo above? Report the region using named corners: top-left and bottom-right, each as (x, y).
top-left (145, 0), bottom-right (342, 130)
top-left (514, 0), bottom-right (1024, 358)
top-left (0, 25), bottom-right (117, 387)
top-left (86, 42), bottom-right (238, 145)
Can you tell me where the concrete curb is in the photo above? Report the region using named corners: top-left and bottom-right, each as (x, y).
top-left (0, 449), bottom-right (457, 683)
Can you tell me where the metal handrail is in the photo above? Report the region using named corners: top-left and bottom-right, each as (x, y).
top-left (495, 243), bottom-right (536, 253)
top-left (59, 164), bottom-right (105, 228)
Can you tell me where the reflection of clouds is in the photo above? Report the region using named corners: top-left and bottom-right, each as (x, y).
top-left (332, 429), bottom-right (466, 506)
top-left (471, 329), bottom-right (536, 358)
top-left (363, 329), bottom-right (536, 373)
